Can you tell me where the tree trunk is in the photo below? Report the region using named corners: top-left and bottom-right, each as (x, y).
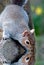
top-left (24, 0), bottom-right (34, 29)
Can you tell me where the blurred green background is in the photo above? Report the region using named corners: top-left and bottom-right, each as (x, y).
top-left (0, 0), bottom-right (44, 65)
top-left (30, 0), bottom-right (44, 65)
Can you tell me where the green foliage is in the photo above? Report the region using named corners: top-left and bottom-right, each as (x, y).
top-left (32, 14), bottom-right (44, 36)
top-left (35, 61), bottom-right (44, 65)
top-left (31, 1), bottom-right (44, 36)
top-left (35, 36), bottom-right (44, 65)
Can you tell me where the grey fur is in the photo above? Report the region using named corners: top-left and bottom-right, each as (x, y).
top-left (0, 39), bottom-right (19, 63)
top-left (0, 5), bottom-right (29, 43)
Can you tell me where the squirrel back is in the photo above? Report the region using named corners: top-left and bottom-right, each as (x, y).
top-left (0, 4), bottom-right (29, 39)
top-left (0, 0), bottom-right (28, 30)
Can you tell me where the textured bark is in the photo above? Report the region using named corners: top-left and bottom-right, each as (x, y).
top-left (24, 0), bottom-right (34, 29)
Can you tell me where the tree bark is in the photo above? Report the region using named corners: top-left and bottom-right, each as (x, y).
top-left (24, 0), bottom-right (34, 29)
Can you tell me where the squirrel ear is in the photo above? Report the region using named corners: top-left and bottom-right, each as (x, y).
top-left (22, 29), bottom-right (35, 36)
top-left (22, 0), bottom-right (28, 7)
top-left (30, 29), bottom-right (35, 34)
top-left (22, 30), bottom-right (29, 37)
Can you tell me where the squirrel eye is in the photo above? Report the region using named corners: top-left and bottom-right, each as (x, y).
top-left (25, 57), bottom-right (30, 62)
top-left (25, 40), bottom-right (30, 45)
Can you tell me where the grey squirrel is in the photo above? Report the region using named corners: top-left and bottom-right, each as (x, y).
top-left (0, 1), bottom-right (35, 49)
top-left (2, 52), bottom-right (35, 65)
top-left (0, 0), bottom-right (35, 65)
top-left (3, 52), bottom-right (34, 65)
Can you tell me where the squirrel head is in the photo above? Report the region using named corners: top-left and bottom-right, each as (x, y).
top-left (18, 53), bottom-right (34, 65)
top-left (21, 29), bottom-right (35, 50)
top-left (10, 0), bottom-right (28, 7)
